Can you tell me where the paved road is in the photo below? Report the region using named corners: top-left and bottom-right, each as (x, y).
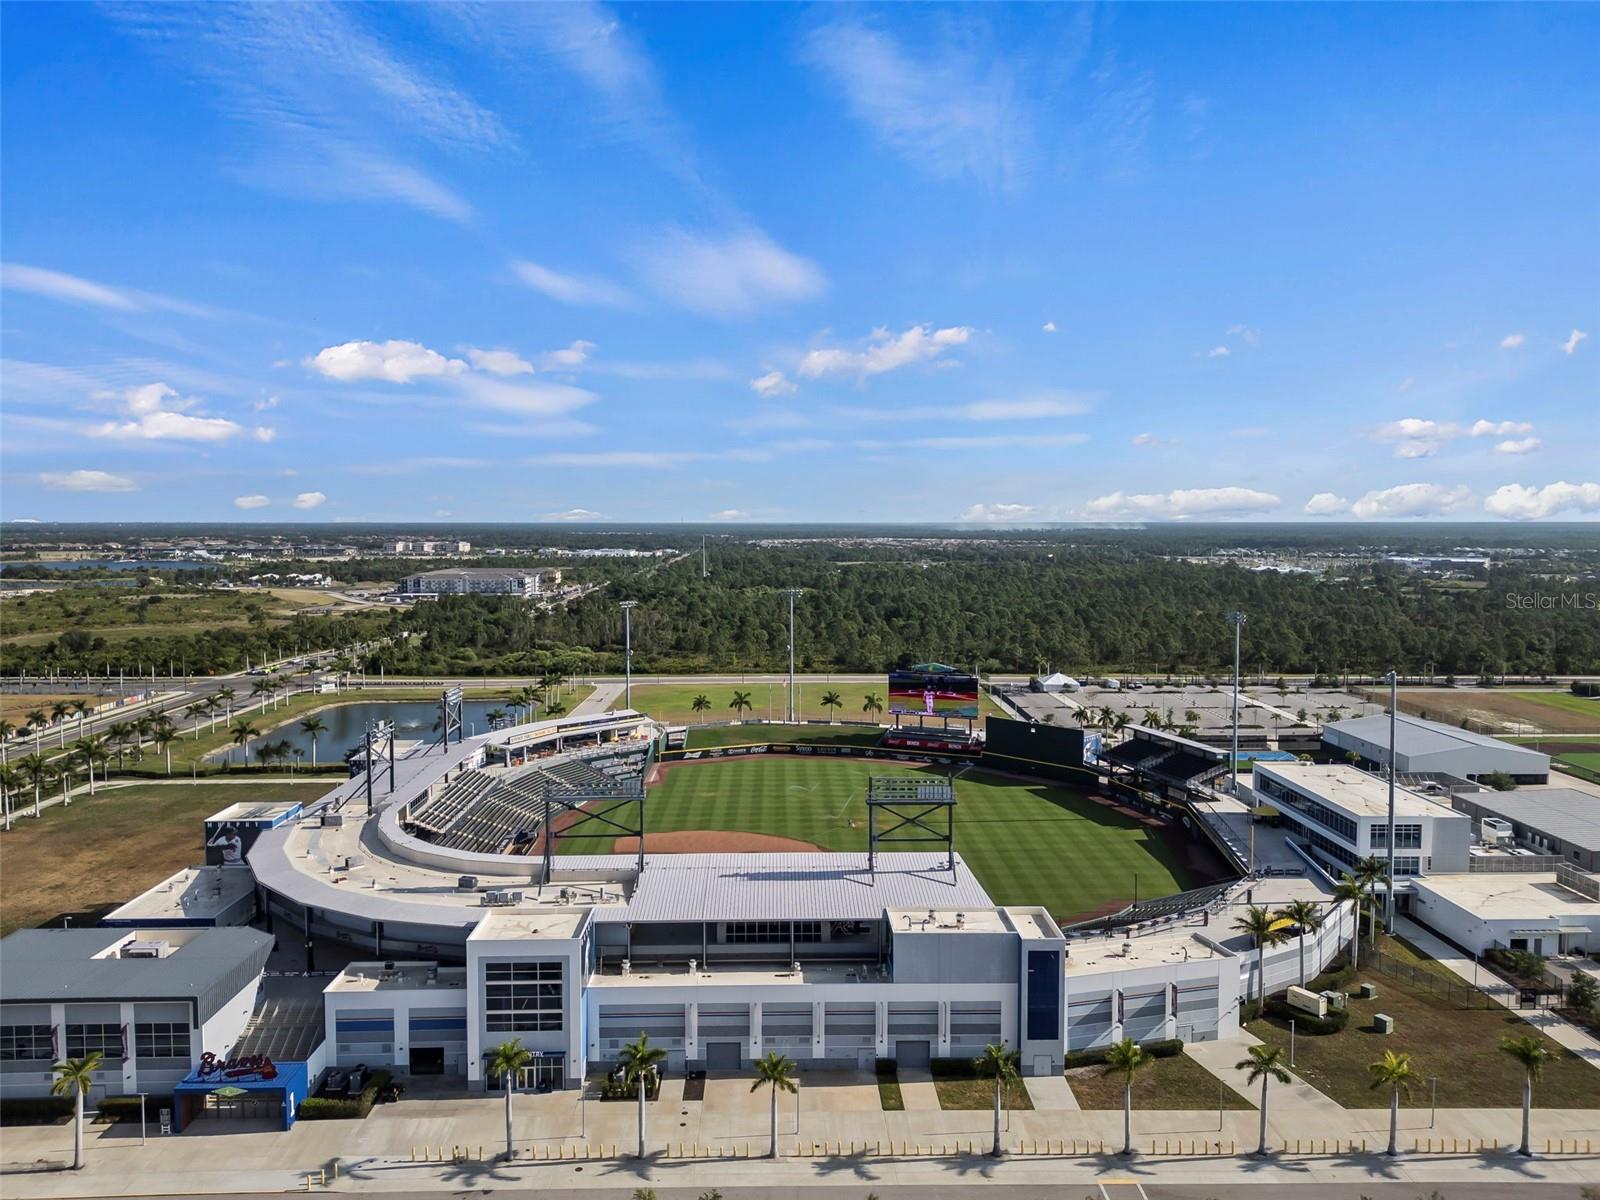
top-left (106, 1186), bottom-right (1600, 1200)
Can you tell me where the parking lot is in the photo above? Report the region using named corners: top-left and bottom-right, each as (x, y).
top-left (997, 682), bottom-right (1382, 740)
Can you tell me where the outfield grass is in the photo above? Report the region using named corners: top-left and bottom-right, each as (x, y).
top-left (1556, 751), bottom-right (1600, 773)
top-left (0, 781), bottom-right (328, 934)
top-left (605, 757), bottom-right (1201, 921)
top-left (614, 682), bottom-right (1006, 727)
top-left (1506, 691), bottom-right (1600, 720)
top-left (684, 724), bottom-right (888, 750)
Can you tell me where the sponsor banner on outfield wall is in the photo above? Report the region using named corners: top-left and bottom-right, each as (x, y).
top-left (673, 742), bottom-right (972, 765)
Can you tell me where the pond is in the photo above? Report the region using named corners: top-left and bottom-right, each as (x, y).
top-left (215, 699), bottom-right (526, 763)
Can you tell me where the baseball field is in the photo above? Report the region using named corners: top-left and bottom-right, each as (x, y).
top-left (566, 755), bottom-right (1225, 924)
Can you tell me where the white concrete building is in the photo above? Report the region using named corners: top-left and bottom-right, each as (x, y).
top-left (398, 567), bottom-right (560, 598)
top-left (1409, 871), bottom-right (1600, 958)
top-left (1251, 761), bottom-right (1474, 878)
top-left (1323, 712), bottom-right (1550, 783)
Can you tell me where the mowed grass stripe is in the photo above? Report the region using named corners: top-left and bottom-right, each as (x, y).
top-left (566, 758), bottom-right (1197, 922)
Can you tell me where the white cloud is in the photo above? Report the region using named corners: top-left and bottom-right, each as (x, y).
top-left (0, 262), bottom-right (210, 316)
top-left (1372, 417), bottom-right (1535, 459)
top-left (633, 228), bottom-right (825, 319)
top-left (253, 426), bottom-right (276, 443)
top-left (1304, 492), bottom-right (1350, 516)
top-left (453, 375), bottom-right (597, 417)
top-left (511, 259), bottom-right (633, 308)
top-left (800, 324), bottom-right (972, 379)
top-left (1483, 482), bottom-right (1600, 520)
top-left (1041, 321), bottom-right (1057, 333)
top-left (908, 433), bottom-right (1087, 450)
top-left (291, 491), bottom-right (328, 510)
top-left (1562, 329), bottom-right (1589, 355)
top-left (539, 340), bottom-right (596, 370)
top-left (964, 393), bottom-right (1088, 420)
top-left (710, 509), bottom-right (751, 521)
top-left (1499, 333), bottom-right (1525, 349)
top-left (1130, 432), bottom-right (1176, 448)
top-left (1084, 487), bottom-right (1280, 519)
top-left (799, 19), bottom-right (1027, 189)
top-left (253, 395), bottom-right (280, 411)
top-left (40, 469), bottom-right (138, 493)
top-left (960, 503), bottom-right (1038, 523)
top-left (1349, 483), bottom-right (1473, 519)
top-left (532, 448), bottom-right (766, 470)
top-left (1494, 437), bottom-right (1542, 455)
top-left (1227, 323), bottom-right (1260, 345)
top-left (1206, 345), bottom-right (1230, 358)
top-left (749, 370), bottom-right (797, 398)
top-left (308, 339), bottom-right (466, 383)
top-left (542, 508), bottom-right (602, 521)
top-left (233, 494), bottom-right (270, 509)
top-left (465, 347), bottom-right (534, 376)
top-left (86, 382), bottom-right (248, 443)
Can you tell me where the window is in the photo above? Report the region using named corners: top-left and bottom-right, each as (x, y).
top-left (135, 1022), bottom-right (190, 1058)
top-left (66, 1024), bottom-right (122, 1058)
top-left (1027, 950), bottom-right (1062, 1041)
top-left (722, 921), bottom-right (822, 944)
top-left (484, 961), bottom-right (563, 1033)
top-left (1371, 823), bottom-right (1423, 850)
top-left (0, 1025), bottom-right (53, 1061)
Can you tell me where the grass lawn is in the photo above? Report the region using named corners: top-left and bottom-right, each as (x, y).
top-left (1066, 1055), bottom-right (1254, 1111)
top-left (876, 1064), bottom-right (905, 1111)
top-left (932, 1075), bottom-right (1033, 1112)
top-left (610, 757), bottom-right (1201, 921)
top-left (0, 781), bottom-right (327, 934)
top-left (1245, 964), bottom-right (1595, 1108)
top-left (614, 682), bottom-right (1004, 728)
top-left (1556, 751), bottom-right (1600, 773)
top-left (1506, 691), bottom-right (1600, 722)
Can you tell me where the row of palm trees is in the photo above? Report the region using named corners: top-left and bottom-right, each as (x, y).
top-left (0, 710), bottom-right (192, 823)
top-left (688, 691), bottom-right (888, 723)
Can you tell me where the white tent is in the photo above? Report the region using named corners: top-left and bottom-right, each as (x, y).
top-left (1037, 672), bottom-right (1080, 692)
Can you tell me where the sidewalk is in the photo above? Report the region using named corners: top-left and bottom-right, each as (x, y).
top-left (1184, 1034), bottom-right (1347, 1123)
top-left (1396, 916), bottom-right (1600, 1068)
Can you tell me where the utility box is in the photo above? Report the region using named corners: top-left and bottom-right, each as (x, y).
top-left (1321, 989), bottom-right (1348, 1012)
top-left (1374, 1012), bottom-right (1395, 1034)
top-left (1356, 982), bottom-right (1378, 1000)
top-left (1286, 985), bottom-right (1328, 1018)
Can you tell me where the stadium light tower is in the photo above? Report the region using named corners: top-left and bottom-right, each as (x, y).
top-left (782, 588), bottom-right (803, 723)
top-left (619, 601), bottom-right (638, 710)
top-left (1225, 611), bottom-right (1247, 798)
top-left (1384, 668), bottom-right (1398, 934)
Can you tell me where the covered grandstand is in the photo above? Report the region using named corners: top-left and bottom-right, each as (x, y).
top-left (1101, 727), bottom-right (1229, 794)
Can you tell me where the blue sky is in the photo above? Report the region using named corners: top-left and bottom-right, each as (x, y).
top-left (2, 2), bottom-right (1596, 523)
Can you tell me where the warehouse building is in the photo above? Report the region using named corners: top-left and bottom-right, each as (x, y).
top-left (398, 567), bottom-right (560, 599)
top-left (0, 927), bottom-right (272, 1102)
top-left (1448, 788), bottom-right (1600, 871)
top-left (1322, 712), bottom-right (1550, 784)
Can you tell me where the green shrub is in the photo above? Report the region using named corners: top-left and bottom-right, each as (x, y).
top-left (1062, 1038), bottom-right (1183, 1069)
top-left (1263, 995), bottom-right (1348, 1034)
top-left (0, 1097), bottom-right (72, 1125)
top-left (297, 1069), bottom-right (391, 1120)
top-left (1240, 1000), bottom-right (1264, 1024)
top-left (96, 1095), bottom-right (169, 1122)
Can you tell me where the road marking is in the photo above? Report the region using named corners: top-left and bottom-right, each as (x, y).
top-left (1098, 1183), bottom-right (1150, 1200)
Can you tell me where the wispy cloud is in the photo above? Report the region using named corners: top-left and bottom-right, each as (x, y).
top-left (1499, 332), bottom-right (1525, 349)
top-left (960, 502), bottom-right (1038, 523)
top-left (800, 17), bottom-right (1029, 190)
top-left (631, 228), bottom-right (825, 319)
top-left (234, 494), bottom-right (270, 509)
top-left (512, 260), bottom-right (634, 309)
top-left (800, 324), bottom-right (971, 380)
top-left (750, 370), bottom-right (797, 398)
top-left (40, 469), bottom-right (139, 493)
top-left (1084, 487), bottom-right (1280, 519)
top-left (531, 448), bottom-right (767, 469)
top-left (1, 263), bottom-right (212, 317)
top-left (543, 508), bottom-right (603, 521)
top-left (465, 347), bottom-right (534, 376)
top-left (1563, 329), bottom-right (1589, 355)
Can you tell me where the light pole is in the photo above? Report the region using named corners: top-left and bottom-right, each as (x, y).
top-left (1226, 612), bottom-right (1247, 797)
top-left (619, 601), bottom-right (638, 711)
top-left (1384, 668), bottom-right (1398, 934)
top-left (137, 1091), bottom-right (148, 1146)
top-left (782, 588), bottom-right (803, 724)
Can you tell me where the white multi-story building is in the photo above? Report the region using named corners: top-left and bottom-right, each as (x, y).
top-left (1251, 761), bottom-right (1473, 879)
top-left (398, 567), bottom-right (559, 599)
top-left (388, 539), bottom-right (472, 555)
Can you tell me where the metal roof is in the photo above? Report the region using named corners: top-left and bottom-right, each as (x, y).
top-left (593, 852), bottom-right (995, 924)
top-left (1459, 788), bottom-right (1600, 852)
top-left (1325, 713), bottom-right (1550, 765)
top-left (0, 927), bottom-right (273, 1023)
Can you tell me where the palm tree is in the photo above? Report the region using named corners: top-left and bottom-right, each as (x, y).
top-left (71, 737), bottom-right (108, 795)
top-left (691, 694), bottom-right (711, 723)
top-left (0, 762), bottom-right (19, 826)
top-left (25, 708), bottom-right (48, 751)
top-left (299, 715), bottom-right (327, 765)
top-left (820, 690), bottom-right (843, 723)
top-left (1278, 899), bottom-right (1323, 987)
top-left (70, 698), bottom-right (91, 739)
top-left (1499, 1035), bottom-right (1554, 1157)
top-left (728, 690), bottom-right (753, 722)
top-left (18, 752), bottom-right (51, 817)
top-left (1233, 906), bottom-right (1287, 1007)
top-left (151, 721), bottom-right (177, 775)
top-left (485, 1039), bottom-right (531, 1159)
top-left (973, 1043), bottom-right (1020, 1157)
top-left (1367, 1049), bottom-right (1418, 1156)
top-left (51, 700), bottom-right (72, 747)
top-left (52, 1052), bottom-right (103, 1170)
top-left (1104, 1037), bottom-right (1150, 1155)
top-left (1110, 711), bottom-right (1132, 740)
top-left (216, 686), bottom-right (236, 723)
top-left (749, 1051), bottom-right (798, 1158)
top-left (1237, 1043), bottom-right (1292, 1155)
top-left (617, 1032), bottom-right (666, 1158)
top-left (229, 719), bottom-right (260, 765)
top-left (1330, 873), bottom-right (1366, 970)
top-left (0, 717), bottom-right (16, 764)
top-left (1141, 708), bottom-right (1162, 730)
top-left (1355, 856), bottom-right (1388, 947)
top-left (183, 702), bottom-right (207, 737)
top-left (862, 692), bottom-right (885, 722)
top-left (250, 678), bottom-right (273, 712)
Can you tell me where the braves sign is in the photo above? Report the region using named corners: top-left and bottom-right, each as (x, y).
top-left (196, 1051), bottom-right (278, 1082)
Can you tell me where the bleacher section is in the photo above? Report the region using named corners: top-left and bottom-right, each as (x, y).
top-left (406, 742), bottom-right (652, 856)
top-left (1103, 739), bottom-right (1168, 770)
top-left (1062, 878), bottom-right (1239, 936)
top-left (1144, 750), bottom-right (1229, 788)
top-left (1100, 728), bottom-right (1228, 791)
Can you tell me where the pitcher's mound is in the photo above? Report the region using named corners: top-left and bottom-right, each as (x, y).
top-left (613, 830), bottom-right (822, 854)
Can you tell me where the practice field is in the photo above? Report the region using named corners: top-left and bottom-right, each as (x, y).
top-left (1397, 688), bottom-right (1600, 735)
top-left (611, 682), bottom-right (1008, 728)
top-left (572, 756), bottom-right (1220, 923)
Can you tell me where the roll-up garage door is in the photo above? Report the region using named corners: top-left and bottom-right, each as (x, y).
top-left (1120, 989), bottom-right (1167, 1043)
top-left (1066, 990), bottom-right (1114, 1051)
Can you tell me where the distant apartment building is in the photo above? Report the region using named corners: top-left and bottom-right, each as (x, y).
top-left (388, 539), bottom-right (472, 555)
top-left (398, 567), bottom-right (560, 599)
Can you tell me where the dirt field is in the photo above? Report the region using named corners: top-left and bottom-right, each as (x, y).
top-left (610, 830), bottom-right (822, 854)
top-left (1, 693), bottom-right (109, 724)
top-left (1396, 689), bottom-right (1600, 735)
